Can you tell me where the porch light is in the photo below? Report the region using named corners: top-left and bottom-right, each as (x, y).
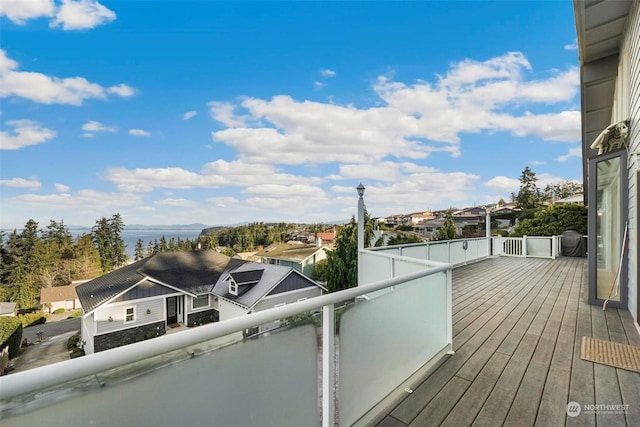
top-left (356, 182), bottom-right (365, 198)
top-left (108, 316), bottom-right (113, 322)
top-left (146, 309), bottom-right (151, 315)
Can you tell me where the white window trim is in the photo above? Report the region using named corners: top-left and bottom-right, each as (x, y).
top-left (229, 280), bottom-right (238, 296)
top-left (192, 294), bottom-right (209, 310)
top-left (124, 306), bottom-right (136, 324)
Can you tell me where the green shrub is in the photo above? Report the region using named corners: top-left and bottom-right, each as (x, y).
top-left (53, 308), bottom-right (66, 314)
top-left (512, 204), bottom-right (587, 237)
top-left (0, 317), bottom-right (23, 358)
top-left (69, 348), bottom-right (85, 358)
top-left (17, 311), bottom-right (47, 328)
top-left (67, 334), bottom-right (80, 350)
top-left (67, 310), bottom-right (82, 319)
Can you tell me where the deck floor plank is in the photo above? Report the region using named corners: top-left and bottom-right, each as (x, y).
top-left (375, 257), bottom-right (640, 427)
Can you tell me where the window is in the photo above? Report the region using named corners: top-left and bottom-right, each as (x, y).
top-left (124, 307), bottom-right (135, 323)
top-left (193, 295), bottom-right (209, 309)
top-left (229, 281), bottom-right (238, 295)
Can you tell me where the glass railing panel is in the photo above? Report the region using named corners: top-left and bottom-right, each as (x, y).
top-left (449, 241), bottom-right (466, 265)
top-left (427, 242), bottom-right (450, 263)
top-left (0, 324), bottom-right (320, 427)
top-left (399, 244), bottom-right (428, 261)
top-left (338, 271), bottom-right (449, 425)
top-left (361, 252), bottom-right (393, 285)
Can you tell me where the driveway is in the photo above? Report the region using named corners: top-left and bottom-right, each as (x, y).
top-left (8, 317), bottom-right (81, 374)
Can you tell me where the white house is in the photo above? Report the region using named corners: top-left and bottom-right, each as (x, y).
top-left (75, 250), bottom-right (325, 354)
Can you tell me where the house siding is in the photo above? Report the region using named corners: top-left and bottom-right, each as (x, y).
top-left (95, 297), bottom-right (168, 335)
top-left (252, 287), bottom-right (322, 313)
top-left (268, 273), bottom-right (321, 296)
top-left (218, 298), bottom-right (249, 322)
top-left (623, 0), bottom-right (639, 323)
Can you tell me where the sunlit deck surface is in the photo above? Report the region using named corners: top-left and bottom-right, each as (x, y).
top-left (375, 257), bottom-right (640, 427)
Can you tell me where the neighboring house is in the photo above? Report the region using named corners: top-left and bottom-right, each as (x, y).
top-left (75, 250), bottom-right (325, 354)
top-left (255, 243), bottom-right (329, 276)
top-left (316, 231), bottom-right (337, 245)
top-left (212, 262), bottom-right (326, 333)
top-left (414, 218), bottom-right (463, 240)
top-left (40, 282), bottom-right (84, 313)
top-left (0, 303), bottom-right (16, 317)
top-left (405, 211), bottom-right (435, 225)
top-left (574, 0), bottom-right (639, 328)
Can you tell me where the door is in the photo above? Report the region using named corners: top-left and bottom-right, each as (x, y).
top-left (588, 151), bottom-right (628, 308)
top-left (167, 296), bottom-right (177, 324)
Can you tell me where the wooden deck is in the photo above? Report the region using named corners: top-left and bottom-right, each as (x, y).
top-left (374, 257), bottom-right (640, 427)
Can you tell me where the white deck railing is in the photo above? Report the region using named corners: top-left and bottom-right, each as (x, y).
top-left (0, 253), bottom-right (452, 427)
top-left (491, 235), bottom-right (562, 259)
top-left (368, 237), bottom-right (491, 267)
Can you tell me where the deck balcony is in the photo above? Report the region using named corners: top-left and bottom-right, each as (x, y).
top-left (0, 237), bottom-right (638, 426)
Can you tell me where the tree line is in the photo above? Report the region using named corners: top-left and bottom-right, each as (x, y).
top-left (1, 214), bottom-right (127, 310)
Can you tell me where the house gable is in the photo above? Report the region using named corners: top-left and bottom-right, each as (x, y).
top-left (267, 271), bottom-right (323, 297)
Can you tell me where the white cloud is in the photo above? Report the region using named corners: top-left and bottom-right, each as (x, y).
top-left (155, 198), bottom-right (197, 207)
top-left (82, 120), bottom-right (115, 132)
top-left (82, 133), bottom-right (94, 138)
top-left (209, 101), bottom-right (249, 127)
top-left (0, 177), bottom-right (42, 190)
top-left (313, 81), bottom-right (326, 88)
top-left (0, 49), bottom-right (135, 105)
top-left (11, 189), bottom-right (144, 212)
top-left (564, 41), bottom-right (578, 51)
top-left (107, 83), bottom-right (135, 97)
top-left (210, 53), bottom-right (580, 166)
top-left (129, 128), bottom-right (151, 137)
top-left (54, 183), bottom-right (70, 192)
top-left (0, 120), bottom-right (56, 150)
top-left (183, 111), bottom-right (197, 120)
top-left (320, 69), bottom-right (336, 77)
top-left (528, 160), bottom-right (547, 166)
top-left (555, 146), bottom-right (582, 162)
top-left (102, 160), bottom-right (322, 192)
top-left (484, 176), bottom-right (520, 192)
top-left (327, 161), bottom-right (435, 182)
top-left (0, 0), bottom-right (55, 24)
top-left (50, 0), bottom-right (116, 30)
top-left (207, 196), bottom-right (239, 208)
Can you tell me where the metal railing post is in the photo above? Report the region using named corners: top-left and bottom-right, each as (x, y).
top-left (322, 304), bottom-right (335, 427)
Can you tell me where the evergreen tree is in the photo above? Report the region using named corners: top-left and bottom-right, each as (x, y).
top-left (515, 166), bottom-right (542, 210)
top-left (434, 211), bottom-right (458, 241)
top-left (92, 213), bottom-right (128, 272)
top-left (325, 210), bottom-right (374, 292)
top-left (134, 239), bottom-right (145, 261)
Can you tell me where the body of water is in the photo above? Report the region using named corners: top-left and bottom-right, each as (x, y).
top-left (121, 230), bottom-right (204, 257)
top-left (67, 229), bottom-right (204, 258)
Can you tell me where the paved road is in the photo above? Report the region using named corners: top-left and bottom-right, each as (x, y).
top-left (7, 317), bottom-right (81, 374)
top-left (22, 318), bottom-right (81, 344)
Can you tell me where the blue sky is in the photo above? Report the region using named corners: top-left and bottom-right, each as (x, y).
top-left (0, 0), bottom-right (582, 229)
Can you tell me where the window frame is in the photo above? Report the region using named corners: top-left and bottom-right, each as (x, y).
top-left (192, 294), bottom-right (209, 310)
top-left (124, 306), bottom-right (136, 324)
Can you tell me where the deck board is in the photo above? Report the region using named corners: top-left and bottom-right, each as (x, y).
top-left (374, 257), bottom-right (640, 427)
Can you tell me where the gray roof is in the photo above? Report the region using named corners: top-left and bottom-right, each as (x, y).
top-left (76, 251), bottom-right (245, 313)
top-left (212, 263), bottom-right (321, 309)
top-left (229, 270), bottom-right (263, 285)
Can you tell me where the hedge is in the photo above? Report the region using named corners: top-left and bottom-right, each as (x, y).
top-left (0, 317), bottom-right (23, 358)
top-left (17, 311), bottom-right (47, 328)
